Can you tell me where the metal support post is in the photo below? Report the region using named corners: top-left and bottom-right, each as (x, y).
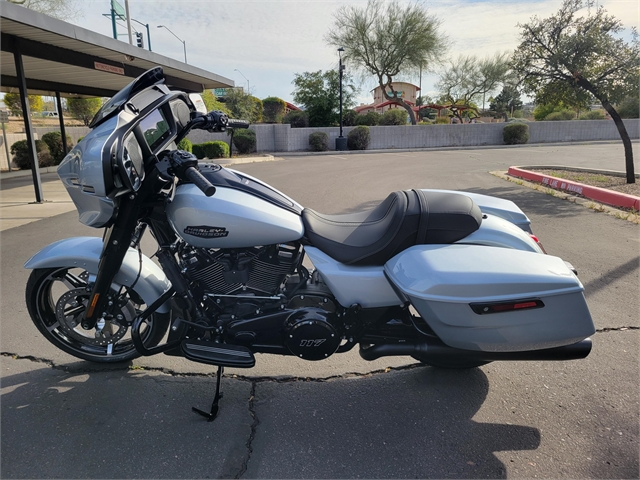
top-left (55, 92), bottom-right (68, 155)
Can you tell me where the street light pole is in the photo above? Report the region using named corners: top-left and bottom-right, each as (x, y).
top-left (336, 47), bottom-right (347, 151)
top-left (157, 25), bottom-right (187, 63)
top-left (234, 69), bottom-right (250, 93)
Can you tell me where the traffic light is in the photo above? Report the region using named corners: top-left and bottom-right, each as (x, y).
top-left (135, 32), bottom-right (144, 48)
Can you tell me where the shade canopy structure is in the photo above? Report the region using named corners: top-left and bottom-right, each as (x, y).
top-left (1, 1), bottom-right (234, 201)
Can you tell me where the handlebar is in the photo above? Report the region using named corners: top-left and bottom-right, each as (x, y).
top-left (163, 150), bottom-right (216, 197)
top-left (184, 166), bottom-right (216, 197)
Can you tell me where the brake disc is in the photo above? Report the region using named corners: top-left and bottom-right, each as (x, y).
top-left (54, 288), bottom-right (132, 346)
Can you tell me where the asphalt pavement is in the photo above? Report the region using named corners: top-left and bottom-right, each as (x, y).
top-left (1, 142), bottom-right (638, 479)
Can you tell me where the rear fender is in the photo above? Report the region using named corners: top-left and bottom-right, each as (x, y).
top-left (24, 237), bottom-right (171, 313)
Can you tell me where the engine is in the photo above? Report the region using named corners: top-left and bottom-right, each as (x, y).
top-left (284, 308), bottom-right (341, 360)
top-left (180, 243), bottom-right (299, 297)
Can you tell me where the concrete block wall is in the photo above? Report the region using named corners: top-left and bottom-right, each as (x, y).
top-left (33, 126), bottom-right (90, 145)
top-left (257, 119), bottom-right (639, 153)
top-left (529, 119), bottom-right (639, 143)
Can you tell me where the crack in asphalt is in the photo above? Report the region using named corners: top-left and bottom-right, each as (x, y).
top-left (3, 326), bottom-right (637, 479)
top-left (0, 351), bottom-right (424, 381)
top-left (2, 325), bottom-right (637, 378)
top-left (234, 381), bottom-right (259, 479)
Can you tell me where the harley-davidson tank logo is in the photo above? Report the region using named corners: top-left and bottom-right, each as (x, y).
top-left (184, 225), bottom-right (229, 238)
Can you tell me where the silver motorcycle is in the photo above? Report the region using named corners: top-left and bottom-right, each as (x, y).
top-left (24, 68), bottom-right (595, 420)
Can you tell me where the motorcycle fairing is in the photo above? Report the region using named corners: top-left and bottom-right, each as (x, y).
top-left (384, 244), bottom-right (595, 352)
top-left (24, 237), bottom-right (172, 313)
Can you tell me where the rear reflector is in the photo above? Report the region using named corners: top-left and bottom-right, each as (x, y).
top-left (470, 299), bottom-right (545, 315)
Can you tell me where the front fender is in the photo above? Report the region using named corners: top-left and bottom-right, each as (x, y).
top-left (24, 237), bottom-right (172, 313)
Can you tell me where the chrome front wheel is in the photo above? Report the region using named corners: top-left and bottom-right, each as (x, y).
top-left (26, 267), bottom-right (169, 363)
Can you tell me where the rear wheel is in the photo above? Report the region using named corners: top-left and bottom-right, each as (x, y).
top-left (26, 267), bottom-right (169, 363)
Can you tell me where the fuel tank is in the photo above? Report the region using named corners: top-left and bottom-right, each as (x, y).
top-left (166, 165), bottom-right (304, 248)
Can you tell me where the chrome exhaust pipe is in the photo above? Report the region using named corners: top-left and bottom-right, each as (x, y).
top-left (359, 338), bottom-right (592, 362)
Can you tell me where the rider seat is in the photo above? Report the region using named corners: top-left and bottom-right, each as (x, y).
top-left (302, 190), bottom-right (482, 266)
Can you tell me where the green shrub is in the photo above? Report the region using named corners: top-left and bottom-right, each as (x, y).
top-left (342, 109), bottom-right (358, 126)
top-left (193, 141), bottom-right (229, 159)
top-left (41, 131), bottom-right (73, 165)
top-left (616, 96), bottom-right (639, 118)
top-left (232, 129), bottom-right (256, 154)
top-left (262, 97), bottom-right (286, 123)
top-left (11, 139), bottom-right (53, 169)
top-left (77, 136), bottom-right (84, 143)
top-left (435, 116), bottom-right (450, 124)
top-left (347, 126), bottom-right (370, 150)
top-left (418, 120), bottom-right (434, 125)
top-left (177, 138), bottom-right (193, 153)
top-left (380, 109), bottom-right (408, 126)
top-left (544, 109), bottom-right (575, 121)
top-left (309, 131), bottom-right (329, 151)
top-left (283, 110), bottom-right (309, 128)
top-left (356, 111), bottom-right (381, 126)
top-left (192, 143), bottom-right (204, 159)
top-left (579, 110), bottom-right (606, 120)
top-left (503, 123), bottom-right (530, 145)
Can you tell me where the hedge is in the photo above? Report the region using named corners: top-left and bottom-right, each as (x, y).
top-left (503, 123), bottom-right (529, 145)
top-left (177, 138), bottom-right (193, 153)
top-left (347, 126), bottom-right (370, 150)
top-left (232, 129), bottom-right (257, 154)
top-left (193, 141), bottom-right (229, 159)
top-left (41, 131), bottom-right (73, 165)
top-left (309, 131), bottom-right (329, 152)
top-left (10, 139), bottom-right (53, 169)
top-left (380, 109), bottom-right (408, 125)
top-left (284, 110), bottom-right (309, 128)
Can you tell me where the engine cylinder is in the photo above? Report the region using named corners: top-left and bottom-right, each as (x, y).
top-left (284, 308), bottom-right (341, 360)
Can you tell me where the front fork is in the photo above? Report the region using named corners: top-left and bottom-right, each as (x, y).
top-left (82, 195), bottom-right (142, 329)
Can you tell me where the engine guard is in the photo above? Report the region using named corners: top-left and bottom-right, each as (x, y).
top-left (24, 236), bottom-right (172, 313)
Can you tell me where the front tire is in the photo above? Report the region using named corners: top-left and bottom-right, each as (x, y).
top-left (26, 267), bottom-right (169, 363)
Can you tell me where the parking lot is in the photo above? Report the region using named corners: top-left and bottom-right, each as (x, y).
top-left (1, 142), bottom-right (638, 478)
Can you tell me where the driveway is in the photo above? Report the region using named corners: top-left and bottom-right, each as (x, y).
top-left (1, 142), bottom-right (638, 478)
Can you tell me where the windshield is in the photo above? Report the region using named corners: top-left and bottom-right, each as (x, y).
top-left (89, 67), bottom-right (165, 128)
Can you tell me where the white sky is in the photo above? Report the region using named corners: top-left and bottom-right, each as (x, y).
top-left (35, 0), bottom-right (640, 105)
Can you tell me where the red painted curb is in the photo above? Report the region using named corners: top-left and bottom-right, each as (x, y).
top-left (508, 167), bottom-right (640, 212)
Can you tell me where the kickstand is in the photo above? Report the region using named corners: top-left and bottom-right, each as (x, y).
top-left (192, 365), bottom-right (224, 422)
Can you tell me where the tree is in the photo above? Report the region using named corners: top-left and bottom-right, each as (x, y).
top-left (437, 53), bottom-right (511, 123)
top-left (201, 91), bottom-right (230, 115)
top-left (262, 97), bottom-right (286, 124)
top-left (3, 92), bottom-right (44, 116)
top-left (512, 0), bottom-right (640, 183)
top-left (326, 0), bottom-right (446, 125)
top-left (490, 86), bottom-right (523, 120)
top-left (67, 97), bottom-right (102, 126)
top-left (7, 0), bottom-right (81, 20)
top-left (222, 88), bottom-right (263, 123)
top-left (534, 82), bottom-right (593, 117)
top-left (291, 70), bottom-right (357, 127)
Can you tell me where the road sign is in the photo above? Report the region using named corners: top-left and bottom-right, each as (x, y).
top-left (0, 110), bottom-right (8, 123)
top-left (214, 88), bottom-right (228, 97)
top-left (111, 0), bottom-right (125, 19)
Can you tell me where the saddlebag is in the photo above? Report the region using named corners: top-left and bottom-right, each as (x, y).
top-left (384, 244), bottom-right (595, 352)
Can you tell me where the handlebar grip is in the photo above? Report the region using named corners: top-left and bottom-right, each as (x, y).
top-left (228, 119), bottom-right (250, 129)
top-left (185, 166), bottom-right (216, 197)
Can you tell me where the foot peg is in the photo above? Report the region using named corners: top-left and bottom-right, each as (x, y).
top-left (181, 339), bottom-right (255, 368)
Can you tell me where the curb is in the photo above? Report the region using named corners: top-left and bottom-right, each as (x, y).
top-left (491, 171), bottom-right (640, 224)
top-left (507, 166), bottom-right (640, 211)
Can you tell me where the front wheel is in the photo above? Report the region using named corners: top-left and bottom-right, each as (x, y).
top-left (26, 267), bottom-right (170, 363)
